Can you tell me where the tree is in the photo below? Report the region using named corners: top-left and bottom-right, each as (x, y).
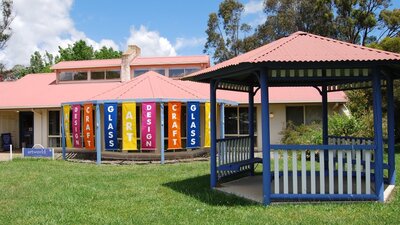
top-left (57, 40), bottom-right (95, 62)
top-left (94, 46), bottom-right (122, 59)
top-left (0, 0), bottom-right (12, 50)
top-left (29, 51), bottom-right (54, 74)
top-left (204, 0), bottom-right (254, 63)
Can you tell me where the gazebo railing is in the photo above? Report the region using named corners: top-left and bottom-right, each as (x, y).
top-left (216, 136), bottom-right (253, 180)
top-left (270, 144), bottom-right (377, 200)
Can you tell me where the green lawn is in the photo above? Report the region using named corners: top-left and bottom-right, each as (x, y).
top-left (0, 156), bottom-right (399, 225)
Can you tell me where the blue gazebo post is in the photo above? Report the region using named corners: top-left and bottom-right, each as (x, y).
top-left (260, 69), bottom-right (271, 205)
top-left (61, 105), bottom-right (66, 160)
top-left (372, 67), bottom-right (384, 202)
top-left (248, 84), bottom-right (255, 176)
top-left (95, 103), bottom-right (102, 165)
top-left (210, 79), bottom-right (218, 188)
top-left (219, 103), bottom-right (225, 139)
top-left (387, 75), bottom-right (395, 185)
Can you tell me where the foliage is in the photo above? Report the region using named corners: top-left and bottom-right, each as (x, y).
top-left (0, 0), bottom-right (12, 50)
top-left (94, 46), bottom-right (122, 59)
top-left (1, 159), bottom-right (400, 224)
top-left (280, 122), bottom-right (322, 145)
top-left (204, 0), bottom-right (257, 63)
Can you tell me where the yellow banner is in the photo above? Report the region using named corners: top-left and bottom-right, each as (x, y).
top-left (122, 102), bottom-right (138, 150)
top-left (204, 102), bottom-right (211, 147)
top-left (63, 105), bottom-right (72, 148)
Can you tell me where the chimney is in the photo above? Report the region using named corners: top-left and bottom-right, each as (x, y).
top-left (121, 45), bottom-right (141, 82)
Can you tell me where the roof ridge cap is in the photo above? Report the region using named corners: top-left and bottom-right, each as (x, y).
top-left (252, 33), bottom-right (301, 62)
top-left (155, 75), bottom-right (204, 99)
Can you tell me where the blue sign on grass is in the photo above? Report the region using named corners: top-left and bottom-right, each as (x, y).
top-left (23, 148), bottom-right (54, 159)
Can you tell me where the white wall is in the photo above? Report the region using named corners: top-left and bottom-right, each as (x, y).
top-left (0, 111), bottom-right (19, 148)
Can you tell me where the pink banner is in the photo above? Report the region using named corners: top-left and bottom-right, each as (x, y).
top-left (141, 102), bottom-right (156, 150)
top-left (72, 104), bottom-right (81, 148)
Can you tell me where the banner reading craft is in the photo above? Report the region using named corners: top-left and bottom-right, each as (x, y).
top-left (168, 102), bottom-right (181, 149)
top-left (141, 102), bottom-right (156, 150)
top-left (83, 103), bottom-right (95, 150)
top-left (63, 105), bottom-right (72, 148)
top-left (72, 104), bottom-right (81, 148)
top-left (186, 102), bottom-right (200, 148)
top-left (122, 102), bottom-right (138, 151)
top-left (104, 103), bottom-right (118, 150)
top-left (204, 102), bottom-right (211, 147)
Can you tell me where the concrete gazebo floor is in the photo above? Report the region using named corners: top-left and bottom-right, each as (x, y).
top-left (216, 175), bottom-right (395, 204)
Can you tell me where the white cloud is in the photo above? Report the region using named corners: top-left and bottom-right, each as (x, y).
top-left (243, 0), bottom-right (264, 16)
top-left (126, 25), bottom-right (177, 57)
top-left (174, 37), bottom-right (206, 51)
top-left (0, 0), bottom-right (119, 68)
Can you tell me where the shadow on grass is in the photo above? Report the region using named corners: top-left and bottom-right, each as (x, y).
top-left (163, 174), bottom-right (257, 206)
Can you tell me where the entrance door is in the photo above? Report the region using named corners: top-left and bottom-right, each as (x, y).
top-left (19, 112), bottom-right (34, 148)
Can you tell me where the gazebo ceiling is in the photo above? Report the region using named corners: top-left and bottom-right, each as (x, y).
top-left (183, 31), bottom-right (400, 92)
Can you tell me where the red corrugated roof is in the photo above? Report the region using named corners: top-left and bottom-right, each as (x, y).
top-left (0, 72), bottom-right (346, 109)
top-left (51, 55), bottom-right (210, 70)
top-left (186, 31), bottom-right (400, 78)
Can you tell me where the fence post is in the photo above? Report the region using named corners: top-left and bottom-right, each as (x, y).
top-left (386, 75), bottom-right (395, 185)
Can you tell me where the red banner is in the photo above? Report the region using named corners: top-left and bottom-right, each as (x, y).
top-left (141, 102), bottom-right (156, 150)
top-left (72, 104), bottom-right (81, 148)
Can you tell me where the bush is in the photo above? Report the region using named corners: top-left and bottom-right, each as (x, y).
top-left (280, 122), bottom-right (322, 145)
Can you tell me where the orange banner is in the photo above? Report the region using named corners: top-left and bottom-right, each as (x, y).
top-left (83, 103), bottom-right (95, 150)
top-left (168, 102), bottom-right (181, 149)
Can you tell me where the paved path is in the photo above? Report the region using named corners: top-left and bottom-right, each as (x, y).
top-left (0, 152), bottom-right (21, 161)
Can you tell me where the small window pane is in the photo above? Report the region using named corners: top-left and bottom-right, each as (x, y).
top-left (169, 68), bottom-right (185, 77)
top-left (74, 72), bottom-right (88, 80)
top-left (184, 68), bottom-right (200, 75)
top-left (305, 105), bottom-right (322, 124)
top-left (59, 72), bottom-right (73, 81)
top-left (106, 70), bottom-right (121, 79)
top-left (286, 106), bottom-right (304, 126)
top-left (91, 71), bottom-right (105, 80)
top-left (134, 69), bottom-right (149, 77)
top-left (152, 69), bottom-right (165, 75)
top-left (239, 107), bottom-right (257, 134)
top-left (225, 107), bottom-right (238, 134)
top-left (48, 111), bottom-right (60, 135)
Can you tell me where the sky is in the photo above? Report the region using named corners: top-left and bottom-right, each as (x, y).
top-left (0, 0), bottom-right (399, 68)
top-left (0, 0), bottom-right (265, 68)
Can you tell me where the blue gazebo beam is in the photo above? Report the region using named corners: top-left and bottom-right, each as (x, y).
top-left (372, 67), bottom-right (384, 202)
top-left (387, 75), bottom-right (395, 185)
top-left (210, 79), bottom-right (218, 188)
top-left (248, 84), bottom-right (255, 176)
top-left (260, 69), bottom-right (271, 205)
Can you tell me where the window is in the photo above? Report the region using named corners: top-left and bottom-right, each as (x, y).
top-left (225, 107), bottom-right (238, 135)
top-left (169, 68), bottom-right (185, 77)
top-left (152, 69), bottom-right (165, 75)
top-left (134, 69), bottom-right (149, 77)
top-left (106, 70), bottom-right (121, 79)
top-left (48, 111), bottom-right (61, 147)
top-left (286, 105), bottom-right (323, 126)
top-left (184, 68), bottom-right (200, 75)
top-left (91, 71), bottom-right (105, 80)
top-left (286, 106), bottom-right (304, 126)
top-left (59, 71), bottom-right (88, 81)
top-left (225, 107), bottom-right (257, 135)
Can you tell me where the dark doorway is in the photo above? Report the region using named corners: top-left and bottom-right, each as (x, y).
top-left (19, 112), bottom-right (34, 148)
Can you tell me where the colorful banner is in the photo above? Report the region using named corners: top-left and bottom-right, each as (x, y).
top-left (83, 103), bottom-right (94, 150)
top-left (141, 102), bottom-right (156, 150)
top-left (104, 103), bottom-right (118, 150)
top-left (168, 102), bottom-right (181, 149)
top-left (72, 104), bottom-right (81, 148)
top-left (204, 102), bottom-right (211, 147)
top-left (63, 105), bottom-right (72, 148)
top-left (122, 102), bottom-right (138, 151)
top-left (187, 102), bottom-right (200, 148)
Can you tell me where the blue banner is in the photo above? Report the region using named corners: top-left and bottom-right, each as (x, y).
top-left (23, 148), bottom-right (54, 159)
top-left (104, 103), bottom-right (118, 150)
top-left (186, 102), bottom-right (200, 148)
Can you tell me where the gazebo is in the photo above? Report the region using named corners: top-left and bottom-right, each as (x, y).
top-left (184, 31), bottom-right (399, 205)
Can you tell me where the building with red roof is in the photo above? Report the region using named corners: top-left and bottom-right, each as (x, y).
top-left (0, 43), bottom-right (346, 159)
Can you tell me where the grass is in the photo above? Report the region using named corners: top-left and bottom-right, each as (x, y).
top-left (0, 155), bottom-right (400, 225)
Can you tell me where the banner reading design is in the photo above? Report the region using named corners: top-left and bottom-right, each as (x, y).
top-left (204, 102), bottom-right (211, 147)
top-left (72, 104), bottom-right (81, 148)
top-left (186, 102), bottom-right (200, 148)
top-left (83, 103), bottom-right (94, 150)
top-left (141, 102), bottom-right (156, 150)
top-left (122, 102), bottom-right (138, 151)
top-left (168, 102), bottom-right (181, 149)
top-left (104, 103), bottom-right (118, 150)
top-left (63, 105), bottom-right (72, 148)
